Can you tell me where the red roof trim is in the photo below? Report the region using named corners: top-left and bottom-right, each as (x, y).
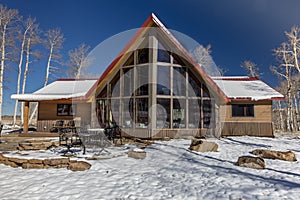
top-left (85, 13), bottom-right (230, 103)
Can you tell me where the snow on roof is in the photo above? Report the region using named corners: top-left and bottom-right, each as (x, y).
top-left (212, 76), bottom-right (284, 101)
top-left (11, 79), bottom-right (97, 101)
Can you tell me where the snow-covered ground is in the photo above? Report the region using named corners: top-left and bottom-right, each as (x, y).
top-left (0, 134), bottom-right (300, 199)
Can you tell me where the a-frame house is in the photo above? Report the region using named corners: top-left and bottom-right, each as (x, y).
top-left (12, 14), bottom-right (284, 138)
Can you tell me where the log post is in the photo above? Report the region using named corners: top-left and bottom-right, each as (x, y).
top-left (23, 101), bottom-right (29, 134)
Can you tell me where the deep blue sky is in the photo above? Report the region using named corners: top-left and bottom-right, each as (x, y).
top-left (2, 0), bottom-right (300, 115)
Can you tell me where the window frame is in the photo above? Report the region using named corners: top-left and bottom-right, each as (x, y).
top-left (231, 104), bottom-right (254, 117)
top-left (57, 104), bottom-right (76, 116)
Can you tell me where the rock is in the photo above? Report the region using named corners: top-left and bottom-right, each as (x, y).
top-left (189, 138), bottom-right (218, 152)
top-left (28, 159), bottom-right (43, 164)
top-left (22, 163), bottom-right (44, 169)
top-left (236, 156), bottom-right (265, 169)
top-left (250, 149), bottom-right (297, 162)
top-left (67, 161), bottom-right (91, 171)
top-left (0, 153), bottom-right (92, 171)
top-left (18, 141), bottom-right (58, 151)
top-left (128, 149), bottom-right (146, 159)
top-left (0, 153), bottom-right (7, 161)
top-left (8, 157), bottom-right (27, 165)
top-left (1, 160), bottom-right (19, 168)
top-left (43, 158), bottom-right (70, 166)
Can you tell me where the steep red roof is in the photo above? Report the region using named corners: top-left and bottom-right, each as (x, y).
top-left (85, 13), bottom-right (230, 102)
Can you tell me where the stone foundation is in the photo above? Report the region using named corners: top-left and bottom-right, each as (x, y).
top-left (0, 153), bottom-right (91, 171)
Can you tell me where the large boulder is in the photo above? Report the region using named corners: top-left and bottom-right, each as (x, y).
top-left (128, 149), bottom-right (146, 159)
top-left (236, 156), bottom-right (265, 169)
top-left (189, 138), bottom-right (218, 152)
top-left (67, 161), bottom-right (91, 171)
top-left (250, 149), bottom-right (297, 162)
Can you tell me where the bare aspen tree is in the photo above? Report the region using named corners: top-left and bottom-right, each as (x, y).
top-left (271, 42), bottom-right (295, 132)
top-left (43, 28), bottom-right (64, 87)
top-left (285, 26), bottom-right (300, 73)
top-left (241, 60), bottom-right (260, 77)
top-left (20, 20), bottom-right (40, 123)
top-left (291, 75), bottom-right (300, 130)
top-left (0, 4), bottom-right (18, 121)
top-left (13, 17), bottom-right (36, 126)
top-left (192, 44), bottom-right (225, 76)
top-left (67, 43), bottom-right (90, 78)
top-left (27, 28), bottom-right (64, 124)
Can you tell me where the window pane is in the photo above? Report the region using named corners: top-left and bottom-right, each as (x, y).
top-left (173, 67), bottom-right (186, 96)
top-left (158, 49), bottom-right (170, 63)
top-left (202, 84), bottom-right (210, 97)
top-left (173, 99), bottom-right (186, 128)
top-left (188, 99), bottom-right (201, 128)
top-left (96, 100), bottom-right (107, 128)
top-left (136, 66), bottom-right (149, 96)
top-left (137, 48), bottom-right (149, 64)
top-left (232, 104), bottom-right (254, 117)
top-left (111, 99), bottom-right (120, 125)
top-left (136, 98), bottom-right (148, 128)
top-left (157, 66), bottom-right (170, 95)
top-left (157, 42), bottom-right (170, 63)
top-left (246, 105), bottom-right (254, 117)
top-left (203, 100), bottom-right (211, 128)
top-left (123, 68), bottom-right (134, 97)
top-left (97, 86), bottom-right (107, 98)
top-left (188, 70), bottom-right (201, 97)
top-left (156, 98), bottom-right (171, 128)
top-left (124, 53), bottom-right (134, 66)
top-left (110, 71), bottom-right (120, 97)
top-left (232, 105), bottom-right (244, 117)
top-left (122, 98), bottom-right (133, 128)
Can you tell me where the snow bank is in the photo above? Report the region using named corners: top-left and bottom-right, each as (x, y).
top-left (0, 135), bottom-right (299, 199)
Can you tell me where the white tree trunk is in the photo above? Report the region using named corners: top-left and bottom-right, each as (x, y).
top-left (293, 40), bottom-right (300, 73)
top-left (13, 31), bottom-right (27, 126)
top-left (44, 44), bottom-right (53, 87)
top-left (0, 25), bottom-right (7, 122)
top-left (21, 37), bottom-right (31, 124)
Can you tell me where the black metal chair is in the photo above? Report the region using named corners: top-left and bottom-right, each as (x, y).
top-left (104, 122), bottom-right (121, 141)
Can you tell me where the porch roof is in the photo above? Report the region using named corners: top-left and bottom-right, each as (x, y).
top-left (212, 76), bottom-right (285, 101)
top-left (11, 79), bottom-right (97, 101)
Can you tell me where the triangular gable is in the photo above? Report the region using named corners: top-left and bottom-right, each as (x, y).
top-left (85, 13), bottom-right (230, 103)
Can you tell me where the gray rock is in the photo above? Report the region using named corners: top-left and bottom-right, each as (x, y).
top-left (68, 161), bottom-right (91, 171)
top-left (250, 149), bottom-right (297, 162)
top-left (236, 156), bottom-right (265, 169)
top-left (128, 149), bottom-right (146, 159)
top-left (189, 138), bottom-right (218, 152)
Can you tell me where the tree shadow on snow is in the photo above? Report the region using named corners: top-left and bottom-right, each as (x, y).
top-left (224, 138), bottom-right (273, 149)
top-left (149, 142), bottom-right (300, 190)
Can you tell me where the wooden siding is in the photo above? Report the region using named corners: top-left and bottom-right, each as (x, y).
top-left (37, 102), bottom-right (91, 132)
top-left (221, 100), bottom-right (272, 122)
top-left (38, 102), bottom-right (91, 121)
top-left (221, 122), bottom-right (274, 137)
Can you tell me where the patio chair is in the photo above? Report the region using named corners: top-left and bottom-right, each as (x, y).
top-left (50, 120), bottom-right (64, 133)
top-left (104, 122), bottom-right (121, 141)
